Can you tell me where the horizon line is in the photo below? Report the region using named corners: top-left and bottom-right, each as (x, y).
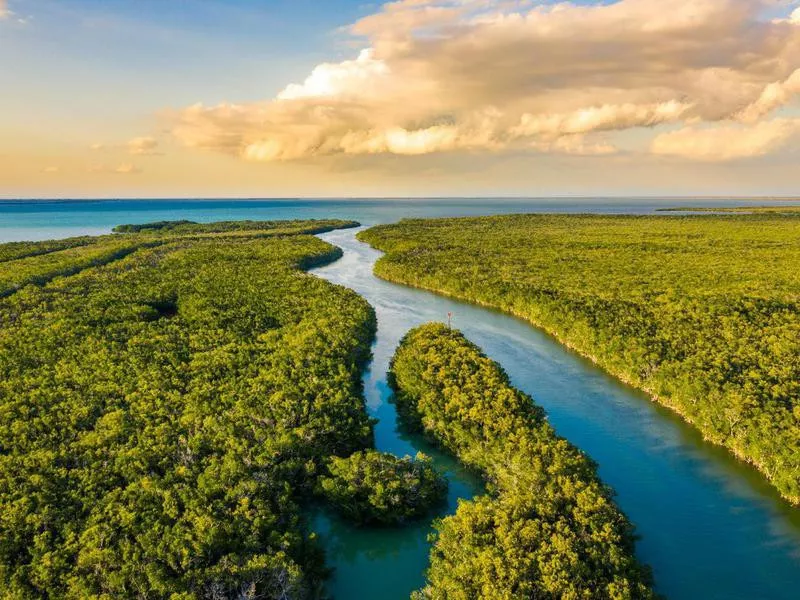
top-left (2, 195), bottom-right (800, 203)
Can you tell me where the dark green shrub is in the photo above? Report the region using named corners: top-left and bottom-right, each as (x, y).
top-left (318, 450), bottom-right (447, 526)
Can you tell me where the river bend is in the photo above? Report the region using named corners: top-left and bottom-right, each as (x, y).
top-left (310, 227), bottom-right (800, 600)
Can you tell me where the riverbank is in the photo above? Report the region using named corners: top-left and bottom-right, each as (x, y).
top-left (358, 214), bottom-right (800, 505)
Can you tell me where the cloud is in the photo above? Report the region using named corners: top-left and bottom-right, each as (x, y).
top-left (91, 137), bottom-right (162, 156)
top-left (651, 118), bottom-right (800, 160)
top-left (0, 0), bottom-right (29, 25)
top-left (512, 102), bottom-right (693, 138)
top-left (88, 163), bottom-right (142, 174)
top-left (114, 163), bottom-right (141, 174)
top-left (170, 0), bottom-right (800, 162)
top-left (735, 69), bottom-right (800, 123)
top-left (277, 49), bottom-right (390, 101)
top-left (127, 136), bottom-right (160, 155)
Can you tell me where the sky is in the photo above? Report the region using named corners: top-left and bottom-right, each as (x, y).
top-left (1, 0), bottom-right (800, 198)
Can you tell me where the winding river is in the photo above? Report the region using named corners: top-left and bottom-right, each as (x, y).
top-left (310, 227), bottom-right (800, 600)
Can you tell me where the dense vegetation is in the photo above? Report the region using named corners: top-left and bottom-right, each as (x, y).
top-left (113, 219), bottom-right (359, 237)
top-left (113, 220), bottom-right (196, 232)
top-left (0, 220), bottom-right (360, 300)
top-left (0, 236), bottom-right (96, 263)
top-left (0, 221), bottom-right (377, 599)
top-left (317, 450), bottom-right (447, 526)
top-left (0, 238), bottom-right (157, 298)
top-left (656, 206), bottom-right (800, 214)
top-left (360, 214), bottom-right (800, 503)
top-left (390, 324), bottom-right (655, 599)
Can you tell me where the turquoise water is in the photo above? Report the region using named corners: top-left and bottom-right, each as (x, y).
top-left (3, 198), bottom-right (800, 599)
top-left (3, 197), bottom-right (799, 241)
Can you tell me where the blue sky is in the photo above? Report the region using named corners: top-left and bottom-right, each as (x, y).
top-left (2, 1), bottom-right (371, 113)
top-left (4, 0), bottom-right (614, 120)
top-left (2, 0), bottom-right (799, 198)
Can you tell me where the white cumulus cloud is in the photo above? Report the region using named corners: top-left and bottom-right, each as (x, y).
top-left (277, 49), bottom-right (390, 101)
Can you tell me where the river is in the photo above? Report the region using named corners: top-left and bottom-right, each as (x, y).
top-left (310, 227), bottom-right (800, 600)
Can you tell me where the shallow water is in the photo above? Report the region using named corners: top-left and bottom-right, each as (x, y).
top-left (310, 227), bottom-right (800, 600)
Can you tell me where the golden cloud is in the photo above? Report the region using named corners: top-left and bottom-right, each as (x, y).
top-left (127, 136), bottom-right (161, 156)
top-left (91, 137), bottom-right (162, 156)
top-left (88, 163), bottom-right (143, 175)
top-left (651, 119), bottom-right (800, 160)
top-left (170, 0), bottom-right (800, 162)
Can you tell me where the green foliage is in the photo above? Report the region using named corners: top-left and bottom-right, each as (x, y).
top-left (113, 219), bottom-right (360, 236)
top-left (0, 236), bottom-right (97, 263)
top-left (0, 238), bottom-right (156, 298)
top-left (113, 220), bottom-right (197, 232)
top-left (391, 324), bottom-right (655, 600)
top-left (656, 206), bottom-right (800, 214)
top-left (318, 450), bottom-right (448, 526)
top-left (0, 222), bottom-right (376, 599)
top-left (360, 214), bottom-right (800, 504)
top-left (0, 220), bottom-right (360, 300)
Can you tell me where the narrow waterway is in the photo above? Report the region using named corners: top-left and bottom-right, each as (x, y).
top-left (310, 227), bottom-right (800, 600)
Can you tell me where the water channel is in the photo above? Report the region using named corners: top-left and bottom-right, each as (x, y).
top-left (310, 227), bottom-right (800, 600)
